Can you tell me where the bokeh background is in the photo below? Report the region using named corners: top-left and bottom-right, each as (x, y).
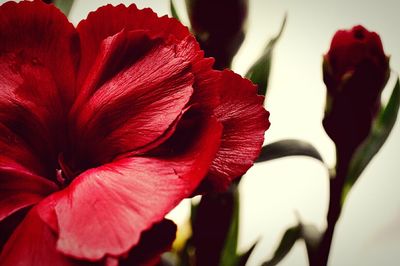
top-left (3, 0), bottom-right (400, 265)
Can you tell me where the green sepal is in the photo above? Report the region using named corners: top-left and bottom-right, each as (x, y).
top-left (342, 76), bottom-right (400, 204)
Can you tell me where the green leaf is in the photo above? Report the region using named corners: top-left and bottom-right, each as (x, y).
top-left (220, 185), bottom-right (240, 266)
top-left (190, 200), bottom-right (199, 226)
top-left (262, 225), bottom-right (301, 266)
top-left (245, 14), bottom-right (287, 97)
top-left (238, 241), bottom-right (259, 266)
top-left (256, 139), bottom-right (324, 163)
top-left (54, 0), bottom-right (74, 17)
top-left (342, 77), bottom-right (400, 203)
top-left (170, 0), bottom-right (181, 21)
top-left (262, 223), bottom-right (321, 266)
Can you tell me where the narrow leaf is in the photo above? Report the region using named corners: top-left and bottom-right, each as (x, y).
top-left (245, 14), bottom-right (287, 97)
top-left (343, 77), bottom-right (400, 203)
top-left (256, 139), bottom-right (324, 163)
top-left (54, 0), bottom-right (74, 17)
top-left (238, 241), bottom-right (259, 266)
top-left (262, 222), bottom-right (321, 266)
top-left (262, 225), bottom-right (301, 266)
top-left (170, 0), bottom-right (181, 21)
top-left (220, 185), bottom-right (240, 266)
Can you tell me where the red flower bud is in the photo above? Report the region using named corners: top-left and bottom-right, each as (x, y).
top-left (186, 0), bottom-right (248, 69)
top-left (323, 25), bottom-right (390, 156)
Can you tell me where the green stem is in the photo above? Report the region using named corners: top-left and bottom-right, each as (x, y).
top-left (308, 150), bottom-right (352, 266)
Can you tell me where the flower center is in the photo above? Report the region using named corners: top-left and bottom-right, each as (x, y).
top-left (55, 153), bottom-right (79, 188)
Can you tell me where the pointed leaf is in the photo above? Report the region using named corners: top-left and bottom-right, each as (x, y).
top-left (54, 0), bottom-right (74, 16)
top-left (342, 77), bottom-right (400, 203)
top-left (262, 222), bottom-right (321, 266)
top-left (245, 15), bottom-right (287, 97)
top-left (238, 240), bottom-right (258, 266)
top-left (256, 139), bottom-right (324, 163)
top-left (262, 225), bottom-right (301, 266)
top-left (220, 185), bottom-right (240, 266)
top-left (170, 0), bottom-right (181, 21)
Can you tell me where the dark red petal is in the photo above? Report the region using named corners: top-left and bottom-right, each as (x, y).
top-left (0, 207), bottom-right (28, 252)
top-left (40, 114), bottom-right (222, 261)
top-left (0, 159), bottom-right (57, 222)
top-left (206, 70), bottom-right (270, 190)
top-left (0, 0), bottom-right (79, 106)
top-left (0, 1), bottom-right (79, 169)
top-left (0, 118), bottom-right (56, 223)
top-left (77, 3), bottom-right (190, 86)
top-left (0, 53), bottom-right (62, 165)
top-left (0, 124), bottom-right (45, 177)
top-left (120, 219), bottom-right (177, 266)
top-left (175, 36), bottom-right (221, 111)
top-left (70, 30), bottom-right (194, 167)
top-left (0, 208), bottom-right (78, 266)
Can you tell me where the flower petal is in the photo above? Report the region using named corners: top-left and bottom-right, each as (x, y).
top-left (76, 3), bottom-right (190, 86)
top-left (0, 1), bottom-right (79, 169)
top-left (0, 117), bottom-right (57, 222)
top-left (0, 208), bottom-right (79, 266)
top-left (0, 53), bottom-right (60, 164)
top-left (0, 0), bottom-right (79, 106)
top-left (70, 30), bottom-right (195, 167)
top-left (41, 113), bottom-right (222, 260)
top-left (0, 124), bottom-right (45, 177)
top-left (120, 219), bottom-right (177, 266)
top-left (0, 122), bottom-right (57, 221)
top-left (0, 208), bottom-right (27, 252)
top-left (0, 159), bottom-right (57, 222)
top-left (205, 70), bottom-right (270, 190)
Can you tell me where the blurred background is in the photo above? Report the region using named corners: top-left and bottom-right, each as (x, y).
top-left (4, 0), bottom-right (400, 265)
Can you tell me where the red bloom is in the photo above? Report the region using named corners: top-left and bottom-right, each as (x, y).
top-left (323, 25), bottom-right (389, 155)
top-left (0, 1), bottom-right (269, 265)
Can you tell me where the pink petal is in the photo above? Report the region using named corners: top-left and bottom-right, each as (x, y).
top-left (40, 113), bottom-right (222, 261)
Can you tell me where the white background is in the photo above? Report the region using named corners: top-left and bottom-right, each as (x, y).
top-left (3, 0), bottom-right (400, 265)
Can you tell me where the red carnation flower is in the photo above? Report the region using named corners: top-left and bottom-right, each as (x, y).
top-left (323, 25), bottom-right (389, 156)
top-left (0, 1), bottom-right (269, 265)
